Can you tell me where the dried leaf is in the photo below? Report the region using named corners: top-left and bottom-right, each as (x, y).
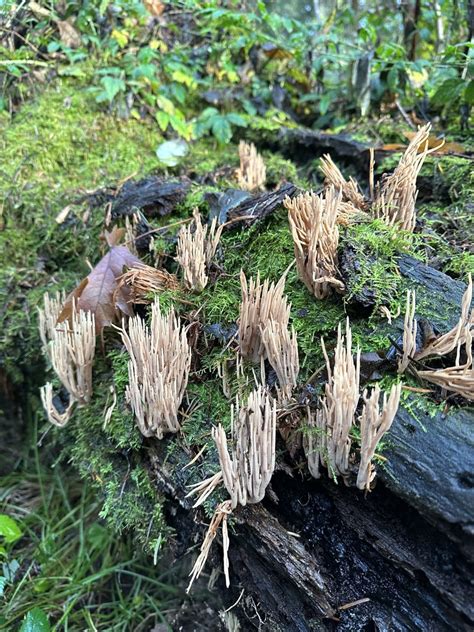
top-left (403, 132), bottom-right (464, 154)
top-left (144, 0), bottom-right (165, 16)
top-left (57, 20), bottom-right (82, 49)
top-left (58, 245), bottom-right (141, 332)
top-left (381, 137), bottom-right (464, 155)
top-left (55, 205), bottom-right (71, 224)
top-left (29, 1), bottom-right (51, 18)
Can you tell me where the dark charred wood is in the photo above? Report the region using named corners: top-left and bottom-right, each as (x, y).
top-left (225, 182), bottom-right (298, 227)
top-left (382, 403), bottom-right (474, 541)
top-left (110, 176), bottom-right (191, 219)
top-left (273, 128), bottom-right (369, 168)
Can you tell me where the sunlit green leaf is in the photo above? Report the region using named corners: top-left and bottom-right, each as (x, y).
top-left (20, 608), bottom-right (51, 632)
top-left (156, 139), bottom-right (189, 166)
top-left (156, 111), bottom-right (169, 131)
top-left (0, 515), bottom-right (22, 544)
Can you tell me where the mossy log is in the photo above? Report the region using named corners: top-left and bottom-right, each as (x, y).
top-left (266, 127), bottom-right (369, 167)
top-left (148, 256), bottom-right (473, 632)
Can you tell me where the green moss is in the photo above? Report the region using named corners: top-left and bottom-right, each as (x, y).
top-left (61, 348), bottom-right (169, 553)
top-left (262, 151), bottom-right (301, 187)
top-left (340, 218), bottom-right (419, 314)
top-left (442, 251), bottom-right (474, 281)
top-left (0, 80), bottom-right (163, 384)
top-left (182, 139), bottom-right (238, 177)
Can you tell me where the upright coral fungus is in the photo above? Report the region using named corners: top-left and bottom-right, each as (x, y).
top-left (120, 299), bottom-right (191, 438)
top-left (176, 208), bottom-right (223, 291)
top-left (238, 269), bottom-right (290, 363)
top-left (187, 386), bottom-right (277, 591)
top-left (285, 187), bottom-right (345, 299)
top-left (308, 318), bottom-right (360, 482)
top-left (372, 123), bottom-right (433, 231)
top-left (237, 140), bottom-right (266, 191)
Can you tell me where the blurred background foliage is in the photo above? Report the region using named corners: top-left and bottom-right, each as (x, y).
top-left (0, 0), bottom-right (472, 143)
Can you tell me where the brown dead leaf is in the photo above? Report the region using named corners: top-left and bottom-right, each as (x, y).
top-left (29, 1), bottom-right (51, 18)
top-left (104, 226), bottom-right (125, 247)
top-left (381, 136), bottom-right (465, 155)
top-left (57, 20), bottom-right (82, 49)
top-left (55, 205), bottom-right (71, 224)
top-left (403, 132), bottom-right (464, 154)
top-left (58, 245), bottom-right (142, 332)
top-left (144, 0), bottom-right (165, 16)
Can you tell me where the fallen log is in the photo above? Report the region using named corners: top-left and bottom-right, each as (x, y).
top-left (260, 127), bottom-right (370, 168)
top-left (148, 256), bottom-right (473, 632)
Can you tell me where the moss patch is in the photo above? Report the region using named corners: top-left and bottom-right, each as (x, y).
top-left (0, 80), bottom-right (162, 384)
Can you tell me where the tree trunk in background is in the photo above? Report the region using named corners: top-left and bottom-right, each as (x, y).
top-left (401, 0), bottom-right (421, 60)
top-left (433, 0), bottom-right (445, 52)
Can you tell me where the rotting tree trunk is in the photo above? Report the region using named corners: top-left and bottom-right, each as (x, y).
top-left (149, 256), bottom-right (473, 632)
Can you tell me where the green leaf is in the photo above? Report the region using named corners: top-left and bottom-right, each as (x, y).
top-left (0, 515), bottom-right (22, 544)
top-left (387, 66), bottom-right (399, 92)
top-left (212, 116), bottom-right (232, 144)
top-left (100, 76), bottom-right (125, 103)
top-left (132, 64), bottom-right (156, 80)
top-left (169, 114), bottom-right (192, 140)
top-left (171, 69), bottom-right (195, 88)
top-left (432, 77), bottom-right (464, 106)
top-left (20, 608), bottom-right (51, 632)
top-left (156, 139), bottom-right (189, 167)
top-left (156, 111), bottom-right (169, 131)
top-left (156, 95), bottom-right (175, 115)
top-left (226, 113), bottom-right (247, 127)
top-left (0, 577), bottom-right (6, 596)
top-left (170, 83), bottom-right (186, 105)
top-left (464, 79), bottom-right (474, 105)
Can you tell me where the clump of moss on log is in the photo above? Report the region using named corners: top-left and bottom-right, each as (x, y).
top-left (0, 81), bottom-right (162, 385)
top-left (60, 348), bottom-right (170, 551)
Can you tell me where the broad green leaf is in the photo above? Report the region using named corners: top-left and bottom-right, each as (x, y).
top-left (226, 113), bottom-right (247, 127)
top-left (170, 83), bottom-right (186, 105)
top-left (200, 107), bottom-right (219, 120)
top-left (20, 608), bottom-right (51, 632)
top-left (132, 64), bottom-right (156, 80)
top-left (432, 77), bottom-right (464, 106)
top-left (156, 95), bottom-right (175, 115)
top-left (156, 111), bottom-right (169, 131)
top-left (464, 80), bottom-right (474, 104)
top-left (100, 76), bottom-right (125, 102)
top-left (171, 69), bottom-right (196, 88)
top-left (111, 29), bottom-right (128, 48)
top-left (0, 515), bottom-right (22, 544)
top-left (169, 114), bottom-right (192, 140)
top-left (212, 116), bottom-right (232, 144)
top-left (0, 577), bottom-right (6, 596)
top-left (156, 139), bottom-right (189, 167)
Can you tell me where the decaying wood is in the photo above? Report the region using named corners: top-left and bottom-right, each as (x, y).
top-left (226, 182), bottom-right (297, 227)
top-left (275, 127), bottom-right (369, 167)
top-left (110, 177), bottom-right (191, 219)
top-left (147, 255), bottom-right (473, 632)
